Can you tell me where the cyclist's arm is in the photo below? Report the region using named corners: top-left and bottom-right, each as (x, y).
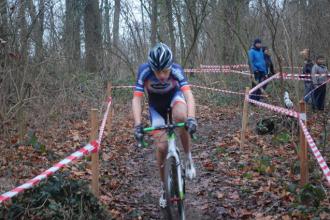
top-left (132, 95), bottom-right (143, 126)
top-left (182, 88), bottom-right (195, 118)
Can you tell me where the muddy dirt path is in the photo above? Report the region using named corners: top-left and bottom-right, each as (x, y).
top-left (102, 104), bottom-right (329, 219)
top-left (103, 105), bottom-right (247, 219)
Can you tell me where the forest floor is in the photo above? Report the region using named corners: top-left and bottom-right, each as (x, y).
top-left (100, 103), bottom-right (330, 219)
top-left (0, 101), bottom-right (330, 219)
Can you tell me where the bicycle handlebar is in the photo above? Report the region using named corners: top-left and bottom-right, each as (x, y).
top-left (142, 122), bottom-right (186, 133)
top-left (136, 122), bottom-right (196, 148)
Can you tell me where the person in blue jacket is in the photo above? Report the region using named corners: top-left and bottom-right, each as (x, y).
top-left (248, 38), bottom-right (267, 101)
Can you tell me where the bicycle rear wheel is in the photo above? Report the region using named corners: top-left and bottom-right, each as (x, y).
top-left (164, 156), bottom-right (185, 220)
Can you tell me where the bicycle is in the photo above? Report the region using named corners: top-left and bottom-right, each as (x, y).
top-left (137, 114), bottom-right (192, 220)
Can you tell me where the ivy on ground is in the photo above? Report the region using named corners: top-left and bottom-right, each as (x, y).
top-left (0, 172), bottom-right (111, 220)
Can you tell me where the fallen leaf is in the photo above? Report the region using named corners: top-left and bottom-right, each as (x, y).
top-left (216, 191), bottom-right (224, 199)
top-left (239, 209), bottom-right (252, 218)
top-left (228, 191), bottom-right (240, 200)
top-left (203, 161), bottom-right (215, 171)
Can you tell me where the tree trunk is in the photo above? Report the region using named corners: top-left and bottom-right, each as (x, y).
top-left (140, 0), bottom-right (146, 42)
top-left (173, 1), bottom-right (185, 64)
top-left (36, 0), bottom-right (45, 61)
top-left (150, 0), bottom-right (158, 46)
top-left (112, 0), bottom-right (120, 47)
top-left (0, 0), bottom-right (8, 41)
top-left (84, 0), bottom-right (102, 73)
top-left (104, 0), bottom-right (111, 48)
top-left (184, 0), bottom-right (197, 67)
top-left (49, 4), bottom-right (56, 51)
top-left (18, 0), bottom-right (28, 63)
top-left (165, 0), bottom-right (176, 57)
top-left (64, 0), bottom-right (81, 71)
top-left (0, 0), bottom-right (8, 70)
top-left (27, 0), bottom-right (45, 61)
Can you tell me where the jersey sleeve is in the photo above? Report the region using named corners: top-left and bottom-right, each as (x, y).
top-left (172, 64), bottom-right (191, 92)
top-left (134, 64), bottom-right (148, 97)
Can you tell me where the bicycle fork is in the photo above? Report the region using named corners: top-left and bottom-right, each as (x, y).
top-left (167, 134), bottom-right (185, 200)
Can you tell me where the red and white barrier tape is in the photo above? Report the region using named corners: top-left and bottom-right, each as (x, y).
top-left (97, 97), bottom-right (112, 146)
top-left (0, 141), bottom-right (99, 203)
top-left (248, 73), bottom-right (300, 117)
top-left (0, 97), bottom-right (113, 204)
top-left (185, 68), bottom-right (233, 73)
top-left (186, 68), bottom-right (251, 76)
top-left (247, 97), bottom-right (299, 118)
top-left (110, 84), bottom-right (252, 96)
top-left (282, 73), bottom-right (330, 78)
top-left (200, 64), bottom-right (249, 69)
top-left (279, 73), bottom-right (330, 81)
top-left (249, 73), bottom-right (279, 94)
top-left (299, 120), bottom-right (330, 184)
top-left (304, 78), bottom-right (330, 100)
top-left (248, 73), bottom-right (329, 184)
top-left (185, 68), bottom-right (250, 76)
top-left (278, 75), bottom-right (312, 81)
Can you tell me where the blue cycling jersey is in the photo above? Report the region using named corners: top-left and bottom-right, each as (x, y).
top-left (134, 63), bottom-right (190, 108)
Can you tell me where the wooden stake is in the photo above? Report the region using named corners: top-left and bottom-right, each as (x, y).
top-left (299, 101), bottom-right (308, 186)
top-left (90, 108), bottom-right (99, 197)
top-left (240, 87), bottom-right (250, 147)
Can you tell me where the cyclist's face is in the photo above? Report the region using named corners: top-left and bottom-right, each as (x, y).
top-left (155, 69), bottom-right (171, 83)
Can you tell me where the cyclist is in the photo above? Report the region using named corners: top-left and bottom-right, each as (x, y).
top-left (132, 43), bottom-right (197, 208)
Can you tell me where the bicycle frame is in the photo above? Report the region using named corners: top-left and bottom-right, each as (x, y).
top-left (167, 130), bottom-right (184, 200)
top-left (141, 122), bottom-right (187, 219)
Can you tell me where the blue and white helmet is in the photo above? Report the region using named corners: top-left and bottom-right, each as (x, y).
top-left (148, 43), bottom-right (173, 72)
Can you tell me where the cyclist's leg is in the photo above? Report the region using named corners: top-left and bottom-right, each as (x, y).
top-left (149, 106), bottom-right (169, 207)
top-left (149, 106), bottom-right (168, 182)
top-left (171, 92), bottom-right (196, 179)
top-left (171, 92), bottom-right (190, 154)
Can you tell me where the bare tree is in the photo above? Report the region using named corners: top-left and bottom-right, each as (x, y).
top-left (18, 0), bottom-right (28, 63)
top-left (165, 0), bottom-right (176, 57)
top-left (84, 0), bottom-right (102, 72)
top-left (0, 0), bottom-right (8, 69)
top-left (183, 0), bottom-right (210, 67)
top-left (113, 0), bottom-right (121, 47)
top-left (173, 0), bottom-right (185, 63)
top-left (0, 0), bottom-right (8, 41)
top-left (27, 0), bottom-right (45, 61)
top-left (104, 0), bottom-right (111, 48)
top-left (150, 0), bottom-right (157, 46)
top-left (64, 0), bottom-right (82, 71)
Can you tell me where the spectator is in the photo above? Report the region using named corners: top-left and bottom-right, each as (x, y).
top-left (311, 55), bottom-right (328, 111)
top-left (248, 38), bottom-right (267, 101)
top-left (262, 46), bottom-right (275, 76)
top-left (300, 48), bottom-right (314, 104)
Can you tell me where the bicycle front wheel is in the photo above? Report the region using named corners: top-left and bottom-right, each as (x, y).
top-left (164, 156), bottom-right (185, 220)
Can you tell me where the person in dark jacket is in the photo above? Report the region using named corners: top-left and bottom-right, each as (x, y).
top-left (262, 46), bottom-right (275, 76)
top-left (300, 49), bottom-right (314, 104)
top-left (311, 55), bottom-right (328, 110)
top-left (248, 38), bottom-right (267, 101)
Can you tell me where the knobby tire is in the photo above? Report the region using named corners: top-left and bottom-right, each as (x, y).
top-left (164, 156), bottom-right (185, 220)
